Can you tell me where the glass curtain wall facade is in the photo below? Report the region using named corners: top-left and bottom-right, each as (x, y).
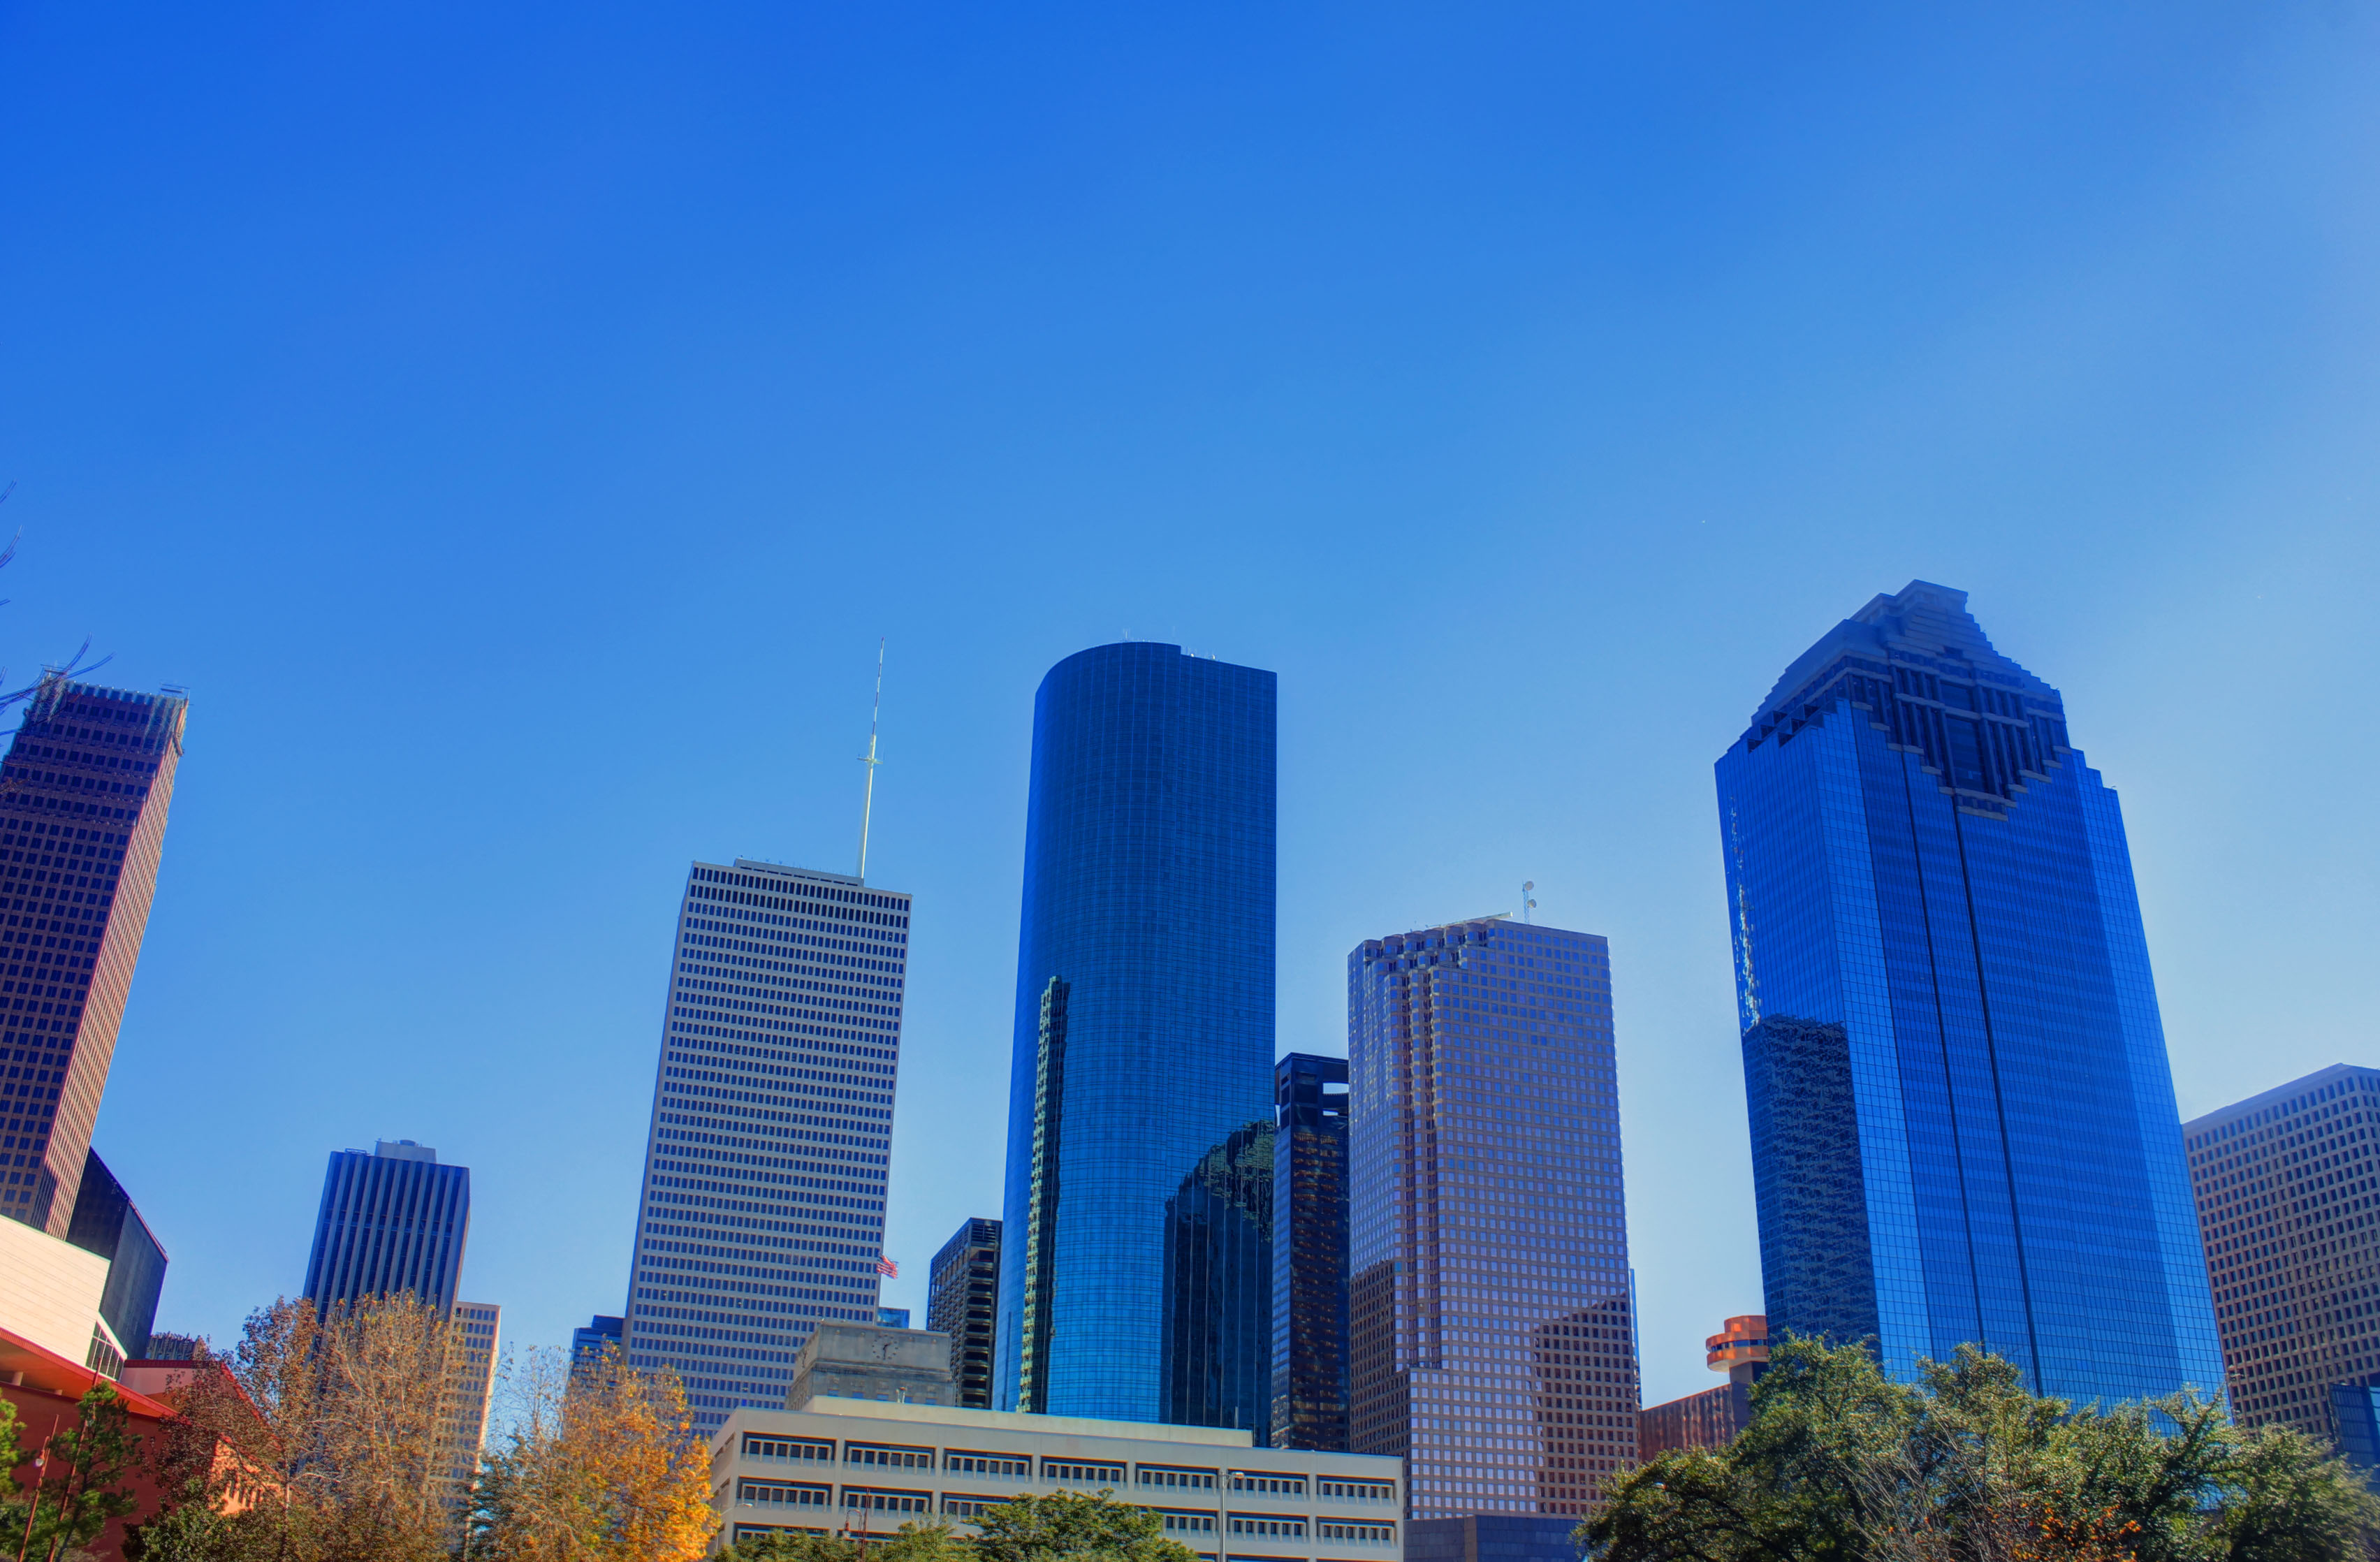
top-left (0, 679), bottom-right (185, 1235)
top-left (2184, 1065), bottom-right (2380, 1441)
top-left (624, 859), bottom-right (909, 1434)
top-left (998, 643), bottom-right (1276, 1421)
top-left (1348, 917), bottom-right (1635, 1521)
top-left (1271, 1052), bottom-right (1350, 1452)
top-left (1716, 580), bottom-right (2221, 1406)
top-left (1161, 1116), bottom-right (1274, 1436)
top-left (928, 1217), bottom-right (1002, 1410)
top-left (304, 1140), bottom-right (472, 1312)
top-left (66, 1149), bottom-right (168, 1357)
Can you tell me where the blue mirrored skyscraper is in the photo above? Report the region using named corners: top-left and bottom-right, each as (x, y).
top-left (1716, 581), bottom-right (2220, 1406)
top-left (998, 643), bottom-right (1276, 1421)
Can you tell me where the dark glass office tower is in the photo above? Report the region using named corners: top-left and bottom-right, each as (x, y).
top-left (928, 1217), bottom-right (1001, 1409)
top-left (0, 679), bottom-right (185, 1236)
top-left (998, 643), bottom-right (1276, 1420)
top-left (1716, 581), bottom-right (2220, 1406)
top-left (1161, 1117), bottom-right (1273, 1435)
top-left (571, 1313), bottom-right (625, 1372)
top-left (624, 859), bottom-right (908, 1434)
top-left (66, 1148), bottom-right (168, 1357)
top-left (1271, 1053), bottom-right (1350, 1451)
top-left (1350, 917), bottom-right (1635, 1522)
top-left (304, 1140), bottom-right (471, 1311)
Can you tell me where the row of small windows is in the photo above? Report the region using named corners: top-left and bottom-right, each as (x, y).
top-left (690, 872), bottom-right (909, 930)
top-left (2189, 1074), bottom-right (2378, 1155)
top-left (696, 867), bottom-right (906, 912)
top-left (736, 1439), bottom-right (1391, 1502)
top-left (731, 1483), bottom-right (1389, 1544)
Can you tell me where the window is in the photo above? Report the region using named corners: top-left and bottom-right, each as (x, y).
top-left (1319, 1520), bottom-right (1397, 1545)
top-left (942, 1496), bottom-right (1011, 1519)
top-left (846, 1443), bottom-right (934, 1469)
top-left (738, 1480), bottom-right (829, 1507)
top-left (1138, 1466), bottom-right (1218, 1490)
top-left (745, 1435), bottom-right (835, 1463)
top-left (947, 1452), bottom-right (1031, 1478)
top-left (1317, 1478), bottom-right (1396, 1503)
top-left (1227, 1517), bottom-right (1306, 1539)
top-left (735, 1524), bottom-right (830, 1543)
top-left (842, 1488), bottom-right (931, 1513)
top-left (1153, 1511), bottom-right (1218, 1535)
top-left (1228, 1473), bottom-right (1306, 1496)
top-left (1042, 1460), bottom-right (1126, 1485)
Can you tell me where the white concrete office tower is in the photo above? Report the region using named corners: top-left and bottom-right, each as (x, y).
top-left (623, 859), bottom-right (912, 1434)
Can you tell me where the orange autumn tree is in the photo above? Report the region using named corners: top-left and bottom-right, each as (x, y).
top-left (472, 1343), bottom-right (714, 1562)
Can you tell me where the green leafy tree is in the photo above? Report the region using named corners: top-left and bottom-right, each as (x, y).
top-left (0, 1396), bottom-right (28, 1542)
top-left (9, 1382), bottom-right (149, 1561)
top-left (969, 1489), bottom-right (1199, 1562)
top-left (1581, 1336), bottom-right (2380, 1562)
top-left (119, 1497), bottom-right (241, 1562)
top-left (718, 1521), bottom-right (965, 1562)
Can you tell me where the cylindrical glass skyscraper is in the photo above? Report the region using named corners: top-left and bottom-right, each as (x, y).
top-left (997, 643), bottom-right (1276, 1422)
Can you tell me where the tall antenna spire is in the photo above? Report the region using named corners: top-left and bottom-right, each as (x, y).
top-left (856, 639), bottom-right (885, 882)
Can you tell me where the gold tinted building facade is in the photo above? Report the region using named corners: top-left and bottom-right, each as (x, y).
top-left (2186, 1065), bottom-right (2377, 1440)
top-left (1348, 917), bottom-right (1635, 1522)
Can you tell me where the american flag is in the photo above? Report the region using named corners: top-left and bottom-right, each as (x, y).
top-left (877, 1255), bottom-right (899, 1279)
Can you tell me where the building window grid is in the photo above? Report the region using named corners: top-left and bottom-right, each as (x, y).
top-left (627, 861), bottom-right (913, 1435)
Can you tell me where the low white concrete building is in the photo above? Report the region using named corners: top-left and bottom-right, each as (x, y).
top-left (0, 1213), bottom-right (119, 1373)
top-left (711, 1397), bottom-right (1403, 1561)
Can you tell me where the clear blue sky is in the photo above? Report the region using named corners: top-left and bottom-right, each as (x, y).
top-left (3, 1), bottom-right (2374, 1411)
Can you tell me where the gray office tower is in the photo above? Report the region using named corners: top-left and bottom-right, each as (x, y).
top-left (1272, 1053), bottom-right (1350, 1451)
top-left (622, 859), bottom-right (910, 1434)
top-left (303, 1139), bottom-right (471, 1312)
top-left (66, 1148), bottom-right (167, 1358)
top-left (929, 1218), bottom-right (1001, 1409)
top-left (1350, 917), bottom-right (1635, 1534)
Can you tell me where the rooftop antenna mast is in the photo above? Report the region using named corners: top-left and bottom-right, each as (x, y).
top-left (1522, 880), bottom-right (1538, 924)
top-left (856, 639), bottom-right (885, 882)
